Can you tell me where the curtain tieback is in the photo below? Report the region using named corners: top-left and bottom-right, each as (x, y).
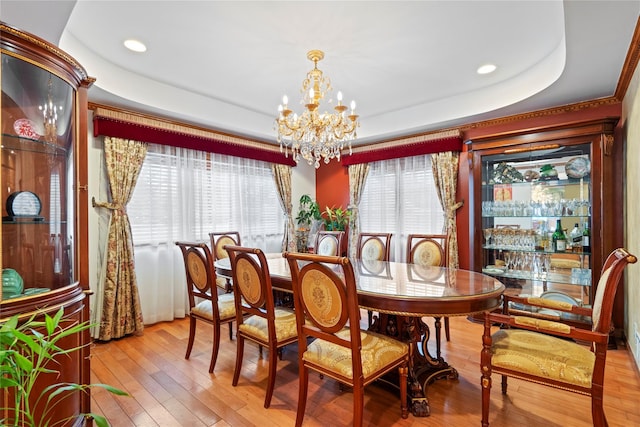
top-left (92, 198), bottom-right (127, 215)
top-left (447, 201), bottom-right (464, 216)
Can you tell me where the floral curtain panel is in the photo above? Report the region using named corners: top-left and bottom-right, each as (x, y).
top-left (271, 164), bottom-right (297, 252)
top-left (431, 151), bottom-right (463, 268)
top-left (94, 136), bottom-right (147, 340)
top-left (347, 163), bottom-right (370, 258)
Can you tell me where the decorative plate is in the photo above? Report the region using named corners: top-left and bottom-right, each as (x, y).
top-left (565, 156), bottom-right (590, 179)
top-left (13, 118), bottom-right (40, 139)
top-left (540, 290), bottom-right (579, 306)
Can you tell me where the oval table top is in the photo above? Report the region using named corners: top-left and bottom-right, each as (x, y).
top-left (215, 254), bottom-right (504, 317)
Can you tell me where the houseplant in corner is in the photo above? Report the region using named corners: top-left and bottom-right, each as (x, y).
top-left (295, 194), bottom-right (322, 252)
top-left (0, 307), bottom-right (128, 427)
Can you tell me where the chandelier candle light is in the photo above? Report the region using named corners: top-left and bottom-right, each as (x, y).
top-left (275, 50), bottom-right (359, 168)
top-left (39, 75), bottom-right (62, 143)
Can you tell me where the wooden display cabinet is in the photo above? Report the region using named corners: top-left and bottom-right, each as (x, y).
top-left (1, 21), bottom-right (94, 425)
top-left (466, 119), bottom-right (624, 331)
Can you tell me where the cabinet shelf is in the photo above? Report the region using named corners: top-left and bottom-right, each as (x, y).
top-left (484, 177), bottom-right (591, 188)
top-left (482, 245), bottom-right (591, 256)
top-left (482, 214), bottom-right (590, 218)
top-left (1, 133), bottom-right (68, 155)
top-left (481, 269), bottom-right (592, 287)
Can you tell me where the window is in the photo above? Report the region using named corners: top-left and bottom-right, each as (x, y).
top-left (359, 155), bottom-right (444, 261)
top-left (128, 144), bottom-right (284, 251)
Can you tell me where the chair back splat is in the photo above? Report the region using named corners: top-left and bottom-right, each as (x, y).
top-left (285, 251), bottom-right (409, 426)
top-left (480, 248), bottom-right (637, 427)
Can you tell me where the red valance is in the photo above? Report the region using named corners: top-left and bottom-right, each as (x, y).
top-left (92, 110), bottom-right (295, 166)
top-left (342, 134), bottom-right (462, 166)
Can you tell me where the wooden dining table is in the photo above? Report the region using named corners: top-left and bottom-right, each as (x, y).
top-left (215, 254), bottom-right (504, 417)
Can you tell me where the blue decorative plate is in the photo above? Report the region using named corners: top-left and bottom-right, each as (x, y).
top-left (565, 157), bottom-right (590, 179)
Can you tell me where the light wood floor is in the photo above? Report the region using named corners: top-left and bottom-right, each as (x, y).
top-left (90, 314), bottom-right (640, 426)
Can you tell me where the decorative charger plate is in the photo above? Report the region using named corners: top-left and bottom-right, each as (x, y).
top-left (565, 156), bottom-right (590, 179)
top-left (540, 290), bottom-right (579, 306)
top-left (13, 118), bottom-right (40, 139)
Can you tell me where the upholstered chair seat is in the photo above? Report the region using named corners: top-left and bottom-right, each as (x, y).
top-left (491, 327), bottom-right (595, 388)
top-left (304, 329), bottom-right (408, 380)
top-left (192, 292), bottom-right (236, 321)
top-left (238, 308), bottom-right (298, 342)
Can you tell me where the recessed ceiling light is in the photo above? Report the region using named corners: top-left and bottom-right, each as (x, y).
top-left (477, 63), bottom-right (497, 75)
top-left (124, 39), bottom-right (147, 53)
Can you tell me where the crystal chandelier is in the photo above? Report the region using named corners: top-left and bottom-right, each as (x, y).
top-left (275, 50), bottom-right (359, 168)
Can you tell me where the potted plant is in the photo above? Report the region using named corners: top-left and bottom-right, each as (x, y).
top-left (322, 205), bottom-right (352, 231)
top-left (0, 307), bottom-right (128, 427)
top-left (295, 195), bottom-right (322, 252)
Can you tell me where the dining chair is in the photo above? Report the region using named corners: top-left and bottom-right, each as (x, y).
top-left (314, 230), bottom-right (345, 256)
top-left (175, 241), bottom-right (236, 373)
top-left (356, 232), bottom-right (392, 326)
top-left (209, 231), bottom-right (241, 292)
top-left (481, 248), bottom-right (637, 427)
top-left (284, 251), bottom-right (409, 426)
top-left (225, 245), bottom-right (298, 408)
top-left (406, 233), bottom-right (451, 341)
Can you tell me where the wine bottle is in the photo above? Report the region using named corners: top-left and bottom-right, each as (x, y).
top-left (570, 223), bottom-right (582, 252)
top-left (552, 219), bottom-right (567, 252)
top-left (582, 221), bottom-right (591, 253)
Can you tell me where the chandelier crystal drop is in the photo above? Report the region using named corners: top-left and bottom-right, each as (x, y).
top-left (275, 50), bottom-right (359, 168)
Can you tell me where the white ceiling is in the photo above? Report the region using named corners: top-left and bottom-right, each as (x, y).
top-left (2, 1), bottom-right (639, 145)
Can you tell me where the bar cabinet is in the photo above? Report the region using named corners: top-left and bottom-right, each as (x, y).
top-left (466, 118), bottom-right (623, 330)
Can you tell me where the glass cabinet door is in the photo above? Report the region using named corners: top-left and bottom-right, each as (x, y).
top-left (1, 52), bottom-right (76, 300)
top-left (479, 143), bottom-right (592, 308)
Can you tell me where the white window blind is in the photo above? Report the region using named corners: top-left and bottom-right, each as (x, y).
top-left (128, 144), bottom-right (284, 251)
top-left (359, 155), bottom-right (445, 261)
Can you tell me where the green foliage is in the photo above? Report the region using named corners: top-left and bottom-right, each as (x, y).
top-left (295, 194), bottom-right (321, 230)
top-left (0, 307), bottom-right (129, 427)
top-left (322, 205), bottom-right (352, 231)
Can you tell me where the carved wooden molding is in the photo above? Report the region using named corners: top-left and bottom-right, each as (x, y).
top-left (604, 134), bottom-right (615, 156)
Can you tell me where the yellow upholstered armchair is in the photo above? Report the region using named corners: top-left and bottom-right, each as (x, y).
top-left (285, 251), bottom-right (409, 427)
top-left (225, 245), bottom-right (298, 409)
top-left (480, 248), bottom-right (637, 427)
top-left (175, 241), bottom-right (236, 373)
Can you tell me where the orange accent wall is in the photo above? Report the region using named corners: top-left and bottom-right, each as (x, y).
top-left (315, 160), bottom-right (350, 212)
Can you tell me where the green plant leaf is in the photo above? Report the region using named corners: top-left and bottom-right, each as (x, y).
top-left (91, 414), bottom-right (110, 427)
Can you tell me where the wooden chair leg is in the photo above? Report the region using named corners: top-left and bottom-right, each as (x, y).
top-left (228, 322), bottom-right (233, 340)
top-left (399, 364), bottom-right (408, 419)
top-left (209, 323), bottom-right (221, 373)
top-left (264, 343), bottom-right (279, 408)
top-left (481, 369), bottom-right (491, 427)
top-left (295, 366), bottom-right (309, 427)
top-left (353, 380), bottom-right (364, 427)
top-left (444, 316), bottom-right (451, 341)
top-left (367, 310), bottom-right (373, 327)
top-left (185, 316), bottom-right (196, 359)
top-left (591, 387), bottom-right (607, 427)
top-left (232, 335), bottom-right (245, 386)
